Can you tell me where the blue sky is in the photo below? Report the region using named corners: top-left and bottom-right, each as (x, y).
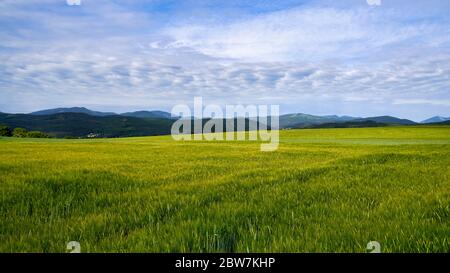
top-left (0, 0), bottom-right (449, 121)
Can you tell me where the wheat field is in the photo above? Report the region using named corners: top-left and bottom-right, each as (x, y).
top-left (1, 126), bottom-right (449, 252)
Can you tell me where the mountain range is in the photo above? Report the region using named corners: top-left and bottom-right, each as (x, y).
top-left (0, 107), bottom-right (448, 138)
top-left (30, 107), bottom-right (175, 119)
top-left (0, 108), bottom-right (265, 138)
top-left (278, 113), bottom-right (416, 128)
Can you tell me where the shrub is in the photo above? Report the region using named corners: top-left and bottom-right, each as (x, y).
top-left (12, 128), bottom-right (28, 138)
top-left (0, 124), bottom-right (12, 136)
top-left (11, 128), bottom-right (51, 138)
top-left (26, 131), bottom-right (51, 138)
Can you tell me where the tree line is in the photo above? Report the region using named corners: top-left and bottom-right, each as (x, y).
top-left (0, 125), bottom-right (51, 138)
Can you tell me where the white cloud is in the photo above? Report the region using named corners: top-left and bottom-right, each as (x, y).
top-left (2, 46), bottom-right (449, 111)
top-left (366, 0), bottom-right (381, 6)
top-left (163, 6), bottom-right (445, 63)
top-left (393, 99), bottom-right (450, 107)
top-left (66, 0), bottom-right (81, 6)
top-left (0, 0), bottom-right (449, 120)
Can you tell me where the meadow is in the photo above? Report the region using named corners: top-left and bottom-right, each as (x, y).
top-left (0, 126), bottom-right (449, 253)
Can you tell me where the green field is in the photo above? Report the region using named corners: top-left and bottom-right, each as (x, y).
top-left (1, 126), bottom-right (449, 253)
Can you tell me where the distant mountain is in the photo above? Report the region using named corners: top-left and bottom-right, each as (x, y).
top-left (30, 107), bottom-right (116, 117)
top-left (321, 115), bottom-right (359, 122)
top-left (23, 108), bottom-right (444, 127)
top-left (1, 108), bottom-right (437, 138)
top-left (30, 107), bottom-right (176, 120)
top-left (279, 113), bottom-right (358, 128)
top-left (354, 116), bottom-right (416, 125)
top-left (421, 116), bottom-right (450, 123)
top-left (279, 114), bottom-right (416, 128)
top-left (121, 110), bottom-right (174, 119)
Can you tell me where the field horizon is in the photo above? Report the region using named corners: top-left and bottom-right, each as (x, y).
top-left (1, 126), bottom-right (449, 253)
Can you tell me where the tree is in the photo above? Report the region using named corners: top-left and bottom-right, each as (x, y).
top-left (0, 124), bottom-right (12, 136)
top-left (12, 128), bottom-right (28, 138)
top-left (26, 131), bottom-right (51, 138)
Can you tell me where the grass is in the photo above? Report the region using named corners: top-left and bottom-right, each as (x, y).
top-left (0, 126), bottom-right (449, 253)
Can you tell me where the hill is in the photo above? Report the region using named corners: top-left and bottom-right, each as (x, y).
top-left (121, 110), bottom-right (174, 119)
top-left (0, 113), bottom-right (267, 138)
top-left (354, 116), bottom-right (416, 125)
top-left (30, 107), bottom-right (175, 119)
top-left (280, 114), bottom-right (415, 128)
top-left (0, 112), bottom-right (173, 138)
top-left (421, 116), bottom-right (450, 123)
top-left (0, 108), bottom-right (432, 137)
top-left (30, 107), bottom-right (117, 117)
top-left (25, 108), bottom-right (419, 128)
top-left (279, 113), bottom-right (358, 128)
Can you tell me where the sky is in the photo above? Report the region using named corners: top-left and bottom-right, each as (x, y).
top-left (0, 0), bottom-right (449, 121)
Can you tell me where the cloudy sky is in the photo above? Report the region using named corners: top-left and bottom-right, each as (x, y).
top-left (1, 0), bottom-right (449, 121)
